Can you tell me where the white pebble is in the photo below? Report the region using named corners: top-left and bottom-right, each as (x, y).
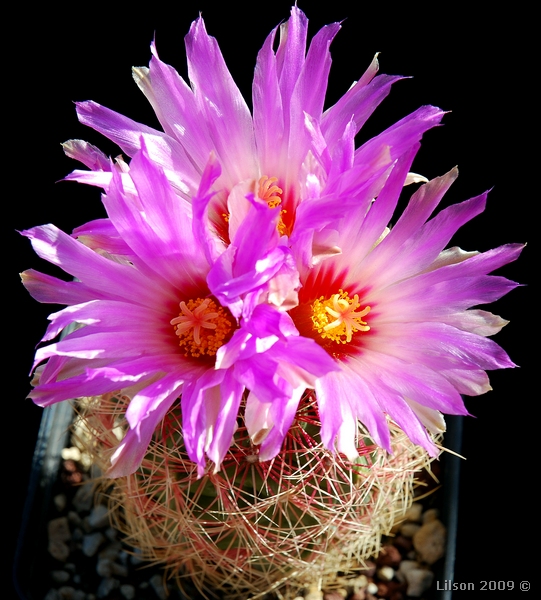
top-left (377, 566), bottom-right (395, 581)
top-left (61, 447), bottom-right (82, 461)
top-left (366, 582), bottom-right (379, 594)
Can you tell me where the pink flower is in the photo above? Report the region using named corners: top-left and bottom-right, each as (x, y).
top-left (64, 7), bottom-right (442, 269)
top-left (286, 164), bottom-right (523, 459)
top-left (22, 143), bottom-right (335, 477)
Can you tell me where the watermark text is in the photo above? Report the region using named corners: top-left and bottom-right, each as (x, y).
top-left (436, 580), bottom-right (530, 591)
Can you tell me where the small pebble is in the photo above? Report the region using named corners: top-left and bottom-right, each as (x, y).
top-left (57, 586), bottom-right (76, 600)
top-left (377, 565), bottom-right (395, 581)
top-left (54, 494), bottom-right (67, 512)
top-left (393, 535), bottom-right (413, 553)
top-left (61, 447), bottom-right (82, 461)
top-left (366, 582), bottom-right (378, 594)
top-left (82, 532), bottom-right (105, 557)
top-left (404, 567), bottom-right (434, 597)
top-left (96, 558), bottom-right (113, 577)
top-left (397, 559), bottom-right (420, 579)
top-left (376, 544), bottom-right (401, 568)
top-left (404, 502), bottom-right (423, 523)
top-left (88, 504), bottom-right (110, 528)
top-left (72, 482), bottom-right (94, 512)
top-left (96, 576), bottom-right (119, 598)
top-left (48, 540), bottom-right (70, 562)
top-left (120, 584), bottom-right (136, 599)
top-left (400, 522), bottom-right (421, 538)
top-left (413, 519), bottom-right (446, 565)
top-left (49, 517), bottom-right (71, 542)
top-left (422, 508), bottom-right (439, 523)
top-left (51, 570), bottom-right (71, 583)
top-left (67, 511), bottom-right (82, 527)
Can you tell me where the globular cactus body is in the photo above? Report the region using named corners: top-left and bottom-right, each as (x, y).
top-left (77, 391), bottom-right (439, 599)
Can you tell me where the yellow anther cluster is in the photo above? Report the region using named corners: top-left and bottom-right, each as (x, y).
top-left (311, 290), bottom-right (370, 344)
top-left (258, 176), bottom-right (283, 208)
top-left (171, 298), bottom-right (233, 358)
top-left (277, 209), bottom-right (288, 236)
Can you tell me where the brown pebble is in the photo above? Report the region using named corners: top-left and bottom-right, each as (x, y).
top-left (62, 460), bottom-right (83, 484)
top-left (48, 539), bottom-right (70, 562)
top-left (376, 544), bottom-right (402, 568)
top-left (393, 535), bottom-right (413, 553)
top-left (422, 508), bottom-right (439, 523)
top-left (413, 519), bottom-right (446, 565)
top-left (358, 560), bottom-right (377, 577)
top-left (48, 517), bottom-right (71, 542)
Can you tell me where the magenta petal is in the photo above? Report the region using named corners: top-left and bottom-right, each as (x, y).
top-left (21, 269), bottom-right (104, 306)
top-left (322, 71), bottom-right (403, 151)
top-left (205, 370), bottom-right (244, 471)
top-left (185, 17), bottom-right (257, 186)
top-left (76, 101), bottom-right (199, 196)
top-left (108, 374), bottom-right (183, 477)
top-left (134, 42), bottom-right (215, 173)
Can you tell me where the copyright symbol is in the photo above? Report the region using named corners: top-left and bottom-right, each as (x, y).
top-left (520, 581), bottom-right (530, 591)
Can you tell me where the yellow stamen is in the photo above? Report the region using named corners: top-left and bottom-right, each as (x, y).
top-left (258, 176), bottom-right (283, 208)
top-left (277, 209), bottom-right (288, 236)
top-left (311, 290), bottom-right (370, 344)
top-left (171, 298), bottom-right (233, 358)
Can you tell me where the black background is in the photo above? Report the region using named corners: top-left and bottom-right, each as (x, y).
top-left (8, 1), bottom-right (534, 597)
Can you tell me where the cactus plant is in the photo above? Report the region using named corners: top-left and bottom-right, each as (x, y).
top-left (22, 6), bottom-right (521, 599)
top-left (75, 391), bottom-right (439, 598)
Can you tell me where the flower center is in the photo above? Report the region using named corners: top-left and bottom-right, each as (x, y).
top-left (258, 175), bottom-right (288, 235)
top-left (171, 298), bottom-right (233, 358)
top-left (311, 290), bottom-right (370, 344)
top-left (258, 176), bottom-right (283, 208)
